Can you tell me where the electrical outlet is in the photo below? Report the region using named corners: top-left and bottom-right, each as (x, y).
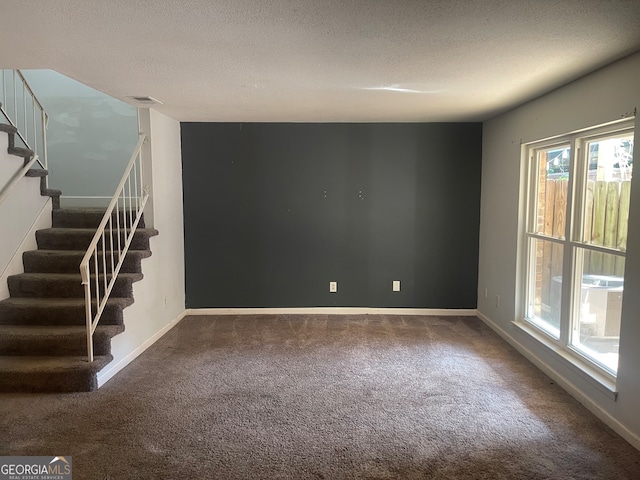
top-left (163, 296), bottom-right (167, 308)
top-left (484, 288), bottom-right (488, 299)
top-left (329, 281), bottom-right (337, 293)
top-left (393, 280), bottom-right (401, 292)
top-left (495, 295), bottom-right (500, 308)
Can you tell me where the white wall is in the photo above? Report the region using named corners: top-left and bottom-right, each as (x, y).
top-left (98, 108), bottom-right (186, 385)
top-left (478, 52), bottom-right (640, 447)
top-left (0, 130), bottom-right (51, 299)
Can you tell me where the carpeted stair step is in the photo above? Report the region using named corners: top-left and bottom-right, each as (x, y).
top-left (7, 272), bottom-right (143, 298)
top-left (0, 355), bottom-right (113, 393)
top-left (0, 200), bottom-right (157, 392)
top-left (36, 228), bottom-right (158, 251)
top-left (0, 324), bottom-right (123, 356)
top-left (52, 208), bottom-right (146, 229)
top-left (0, 297), bottom-right (133, 326)
top-left (23, 249), bottom-right (151, 274)
top-left (0, 124), bottom-right (62, 209)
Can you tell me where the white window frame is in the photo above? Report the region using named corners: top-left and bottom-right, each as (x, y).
top-left (520, 118), bottom-right (635, 387)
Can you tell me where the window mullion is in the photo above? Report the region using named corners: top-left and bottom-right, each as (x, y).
top-left (559, 139), bottom-right (578, 346)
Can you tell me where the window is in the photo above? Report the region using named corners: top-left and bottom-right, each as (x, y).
top-left (523, 120), bottom-right (634, 378)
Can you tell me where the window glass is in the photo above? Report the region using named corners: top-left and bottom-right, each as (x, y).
top-left (527, 238), bottom-right (562, 339)
top-left (534, 146), bottom-right (570, 239)
top-left (571, 250), bottom-right (623, 373)
top-left (580, 134), bottom-right (633, 251)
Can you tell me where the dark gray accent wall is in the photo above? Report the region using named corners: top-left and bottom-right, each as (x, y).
top-left (181, 123), bottom-right (482, 308)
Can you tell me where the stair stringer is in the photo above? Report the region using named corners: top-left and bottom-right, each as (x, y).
top-left (0, 127), bottom-right (53, 299)
top-left (0, 200), bottom-right (52, 300)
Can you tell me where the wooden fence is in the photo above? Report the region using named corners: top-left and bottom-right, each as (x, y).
top-left (536, 176), bottom-right (631, 311)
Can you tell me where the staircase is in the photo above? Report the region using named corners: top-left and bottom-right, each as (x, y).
top-left (2, 72), bottom-right (157, 393)
top-left (0, 208), bottom-right (158, 393)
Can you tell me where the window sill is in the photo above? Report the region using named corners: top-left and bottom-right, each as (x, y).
top-left (513, 320), bottom-right (618, 401)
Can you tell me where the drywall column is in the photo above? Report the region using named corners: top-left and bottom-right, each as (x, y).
top-left (98, 108), bottom-right (185, 386)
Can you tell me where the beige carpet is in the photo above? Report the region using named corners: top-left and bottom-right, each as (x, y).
top-left (1, 314), bottom-right (640, 479)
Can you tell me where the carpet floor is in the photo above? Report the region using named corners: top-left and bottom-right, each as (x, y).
top-left (1, 314), bottom-right (640, 479)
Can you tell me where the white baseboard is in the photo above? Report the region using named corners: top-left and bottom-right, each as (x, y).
top-left (476, 310), bottom-right (640, 452)
top-left (97, 310), bottom-right (187, 388)
top-left (185, 307), bottom-right (478, 316)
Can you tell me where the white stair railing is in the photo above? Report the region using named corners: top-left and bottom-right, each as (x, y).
top-left (0, 70), bottom-right (48, 173)
top-left (80, 134), bottom-right (149, 362)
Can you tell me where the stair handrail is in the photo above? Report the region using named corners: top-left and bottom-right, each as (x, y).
top-left (0, 70), bottom-right (48, 172)
top-left (0, 154), bottom-right (40, 207)
top-left (80, 133), bottom-right (149, 362)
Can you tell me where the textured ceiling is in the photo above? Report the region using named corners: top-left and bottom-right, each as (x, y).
top-left (1, 0), bottom-right (640, 122)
